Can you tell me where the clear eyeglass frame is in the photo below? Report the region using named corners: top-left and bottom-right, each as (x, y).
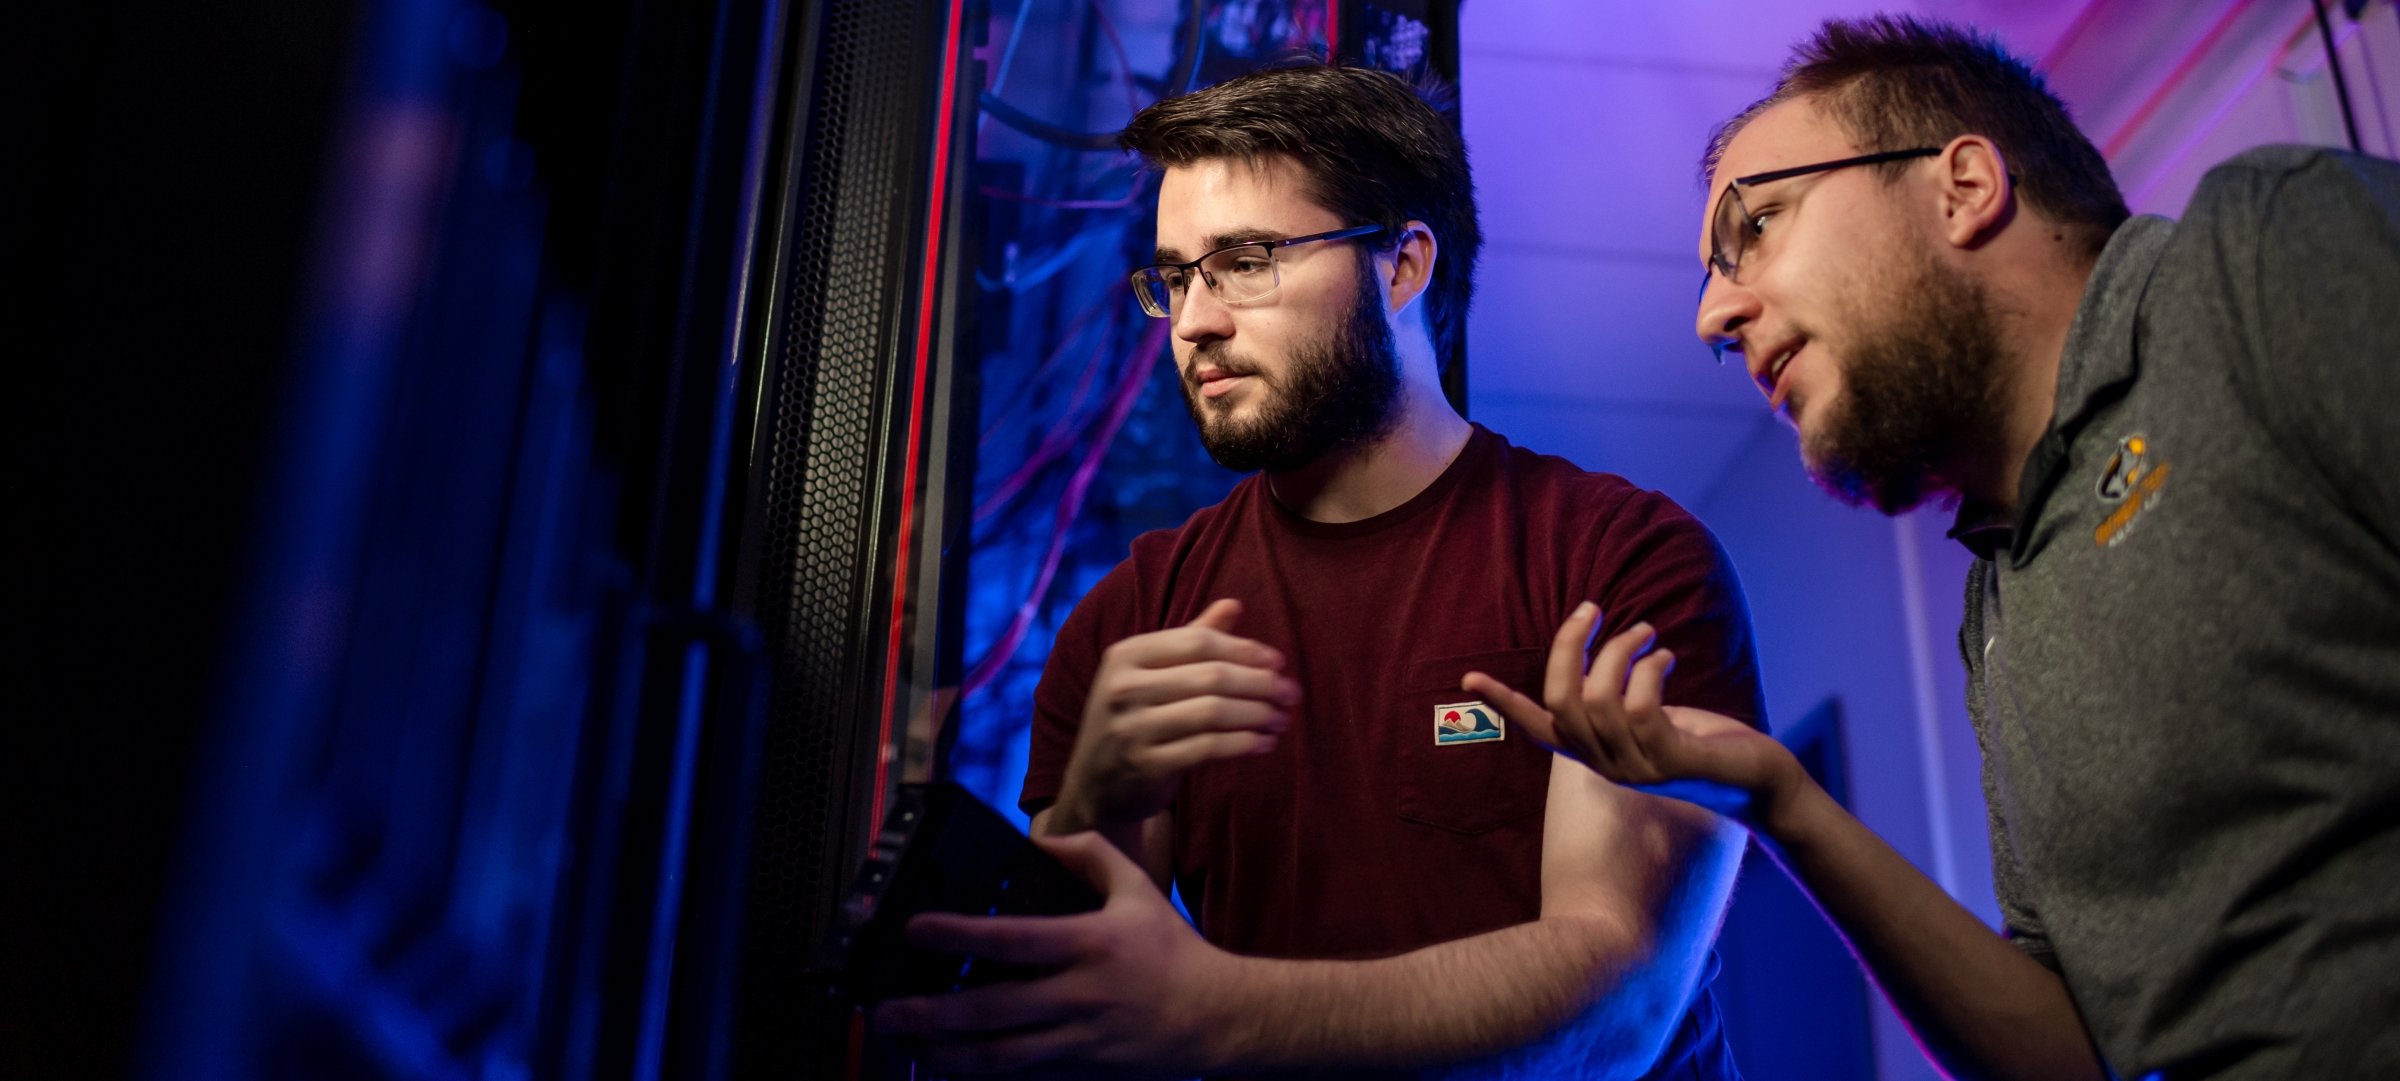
top-left (1130, 224), bottom-right (1385, 319)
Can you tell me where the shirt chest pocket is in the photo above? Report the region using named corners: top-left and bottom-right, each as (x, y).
top-left (1396, 648), bottom-right (1554, 835)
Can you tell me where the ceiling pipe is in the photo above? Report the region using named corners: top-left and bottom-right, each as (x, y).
top-left (2098, 0), bottom-right (2263, 160)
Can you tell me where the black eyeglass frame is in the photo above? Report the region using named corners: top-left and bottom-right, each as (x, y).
top-left (1698, 146), bottom-right (1942, 363)
top-left (1130, 223), bottom-right (1387, 319)
top-left (1706, 146), bottom-right (1942, 284)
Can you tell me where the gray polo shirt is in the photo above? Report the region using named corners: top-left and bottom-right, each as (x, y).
top-left (1956, 145), bottom-right (2400, 1077)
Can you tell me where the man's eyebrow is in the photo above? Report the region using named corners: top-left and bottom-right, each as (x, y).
top-left (1153, 228), bottom-right (1288, 265)
top-left (1206, 228), bottom-right (1285, 251)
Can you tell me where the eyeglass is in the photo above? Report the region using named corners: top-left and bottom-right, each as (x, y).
top-left (1130, 224), bottom-right (1385, 319)
top-left (1697, 147), bottom-right (1941, 363)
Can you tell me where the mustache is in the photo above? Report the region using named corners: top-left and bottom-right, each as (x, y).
top-left (1184, 344), bottom-right (1266, 389)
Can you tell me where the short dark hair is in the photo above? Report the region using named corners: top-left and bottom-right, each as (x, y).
top-left (1704, 15), bottom-right (2129, 257)
top-left (1120, 62), bottom-right (1479, 380)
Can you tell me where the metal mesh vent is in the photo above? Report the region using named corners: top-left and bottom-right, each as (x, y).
top-left (736, 0), bottom-right (937, 1073)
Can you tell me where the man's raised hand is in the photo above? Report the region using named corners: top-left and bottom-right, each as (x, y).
top-left (1050, 599), bottom-right (1297, 836)
top-left (1461, 601), bottom-right (1802, 827)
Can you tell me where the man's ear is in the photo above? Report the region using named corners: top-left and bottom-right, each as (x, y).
top-left (1383, 220), bottom-right (1439, 315)
top-left (1937, 134), bottom-right (2012, 248)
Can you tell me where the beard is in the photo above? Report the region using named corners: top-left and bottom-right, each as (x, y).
top-left (1800, 248), bottom-right (2011, 515)
top-left (1178, 266), bottom-right (1403, 474)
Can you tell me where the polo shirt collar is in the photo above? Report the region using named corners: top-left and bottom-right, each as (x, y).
top-left (1948, 214), bottom-right (2176, 565)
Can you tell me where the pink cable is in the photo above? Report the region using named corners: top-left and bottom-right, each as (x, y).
top-left (964, 320), bottom-right (1169, 695)
top-left (976, 308), bottom-right (1126, 522)
top-left (980, 297), bottom-right (1116, 451)
top-left (1087, 0), bottom-right (1144, 121)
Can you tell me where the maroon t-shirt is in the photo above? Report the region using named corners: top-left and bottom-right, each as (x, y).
top-left (1022, 426), bottom-right (1765, 961)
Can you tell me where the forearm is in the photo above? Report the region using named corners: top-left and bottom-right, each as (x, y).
top-left (1031, 795), bottom-right (1141, 853)
top-left (1758, 780), bottom-right (2106, 1081)
top-left (1206, 915), bottom-right (1689, 1079)
top-left (1031, 800), bottom-right (1171, 890)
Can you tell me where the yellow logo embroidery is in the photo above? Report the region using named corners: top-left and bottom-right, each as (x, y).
top-left (2094, 434), bottom-right (2169, 548)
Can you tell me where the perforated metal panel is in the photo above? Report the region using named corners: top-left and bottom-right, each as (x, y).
top-left (731, 0), bottom-right (955, 1076)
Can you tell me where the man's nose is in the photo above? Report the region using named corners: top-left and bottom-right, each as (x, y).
top-left (1695, 273), bottom-right (1755, 363)
top-left (1173, 277), bottom-right (1235, 344)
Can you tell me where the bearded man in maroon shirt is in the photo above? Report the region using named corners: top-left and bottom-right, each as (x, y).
top-left (875, 62), bottom-right (1767, 1080)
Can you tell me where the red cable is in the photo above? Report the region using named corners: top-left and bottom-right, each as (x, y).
top-left (875, 0), bottom-right (969, 838)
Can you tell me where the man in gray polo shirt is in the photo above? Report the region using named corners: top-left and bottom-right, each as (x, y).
top-left (1463, 14), bottom-right (2400, 1081)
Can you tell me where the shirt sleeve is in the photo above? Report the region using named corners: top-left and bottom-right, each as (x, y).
top-left (1018, 559), bottom-right (1140, 816)
top-left (1589, 490), bottom-right (1770, 733)
top-left (1986, 801), bottom-right (2061, 970)
top-left (2209, 146), bottom-right (2400, 553)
